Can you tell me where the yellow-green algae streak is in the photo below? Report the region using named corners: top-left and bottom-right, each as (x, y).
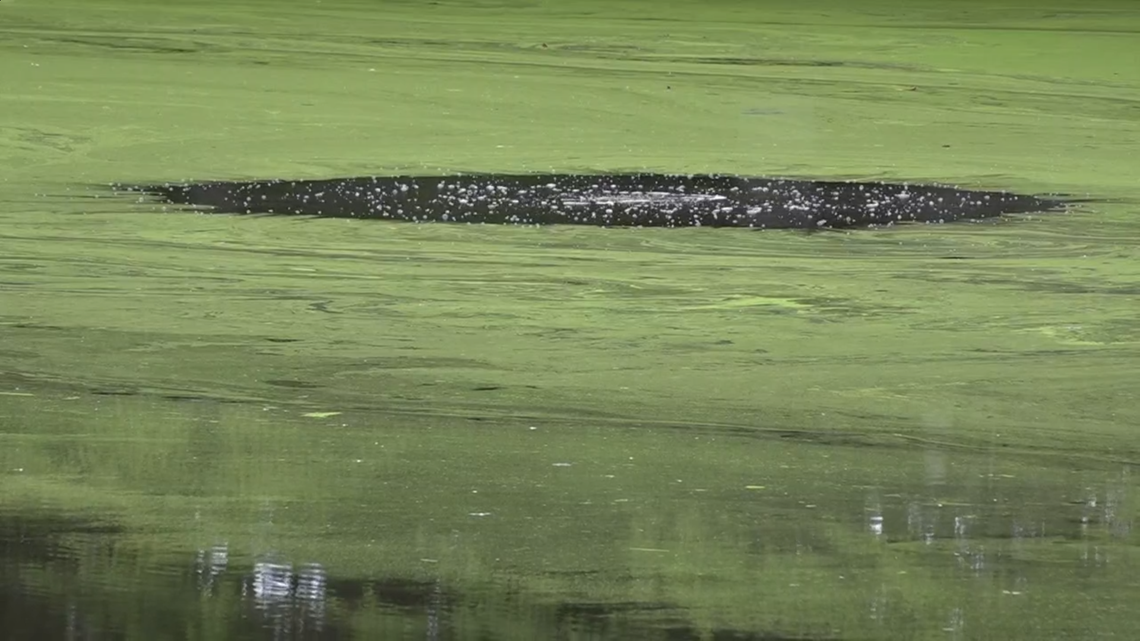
top-left (1, 0), bottom-right (1138, 638)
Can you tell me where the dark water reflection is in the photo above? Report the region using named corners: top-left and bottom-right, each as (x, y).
top-left (2, 454), bottom-right (1134, 640)
top-left (0, 521), bottom-right (749, 640)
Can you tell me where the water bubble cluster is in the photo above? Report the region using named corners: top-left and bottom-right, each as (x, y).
top-left (124, 174), bottom-right (1065, 229)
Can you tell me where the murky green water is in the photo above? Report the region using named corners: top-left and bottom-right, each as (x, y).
top-left (2, 0), bottom-right (1138, 639)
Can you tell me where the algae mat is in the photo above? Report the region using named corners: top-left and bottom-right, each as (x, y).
top-left (1, 0), bottom-right (1139, 639)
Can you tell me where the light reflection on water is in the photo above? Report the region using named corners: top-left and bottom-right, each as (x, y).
top-left (197, 463), bottom-right (1128, 638)
top-left (244, 558), bottom-right (328, 637)
top-left (7, 459), bottom-right (1130, 639)
top-left (1, 385), bottom-right (1137, 640)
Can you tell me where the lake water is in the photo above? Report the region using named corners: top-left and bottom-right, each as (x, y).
top-left (1, 1), bottom-right (1138, 639)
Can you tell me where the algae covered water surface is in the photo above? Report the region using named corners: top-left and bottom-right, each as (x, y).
top-left (1, 0), bottom-right (1139, 638)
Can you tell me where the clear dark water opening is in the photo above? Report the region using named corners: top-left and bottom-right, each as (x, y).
top-left (122, 174), bottom-right (1067, 229)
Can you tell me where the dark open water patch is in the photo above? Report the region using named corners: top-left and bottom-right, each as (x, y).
top-left (0, 514), bottom-right (823, 641)
top-left (119, 174), bottom-right (1067, 230)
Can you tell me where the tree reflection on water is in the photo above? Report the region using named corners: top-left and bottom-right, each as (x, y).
top-left (1, 465), bottom-right (1132, 640)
